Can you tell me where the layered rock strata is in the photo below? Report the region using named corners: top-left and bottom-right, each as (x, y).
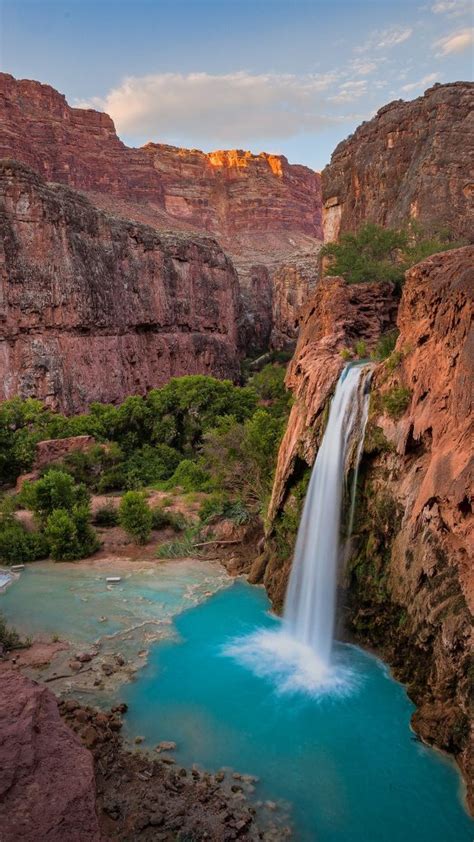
top-left (0, 160), bottom-right (240, 412)
top-left (0, 73), bottom-right (323, 351)
top-left (322, 82), bottom-right (474, 243)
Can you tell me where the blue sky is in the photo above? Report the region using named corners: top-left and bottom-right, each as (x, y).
top-left (1, 0), bottom-right (472, 170)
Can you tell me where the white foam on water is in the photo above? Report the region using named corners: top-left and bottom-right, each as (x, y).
top-left (223, 627), bottom-right (359, 699)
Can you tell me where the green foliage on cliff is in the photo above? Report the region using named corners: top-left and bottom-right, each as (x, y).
top-left (382, 387), bottom-right (412, 419)
top-left (321, 222), bottom-right (463, 285)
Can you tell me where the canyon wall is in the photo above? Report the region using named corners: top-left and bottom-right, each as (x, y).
top-left (322, 82), bottom-right (474, 243)
top-left (258, 247), bottom-right (473, 804)
top-left (0, 160), bottom-right (240, 412)
top-left (0, 73), bottom-right (323, 352)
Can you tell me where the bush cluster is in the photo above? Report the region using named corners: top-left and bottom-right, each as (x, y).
top-left (0, 470), bottom-right (100, 564)
top-left (321, 222), bottom-right (464, 286)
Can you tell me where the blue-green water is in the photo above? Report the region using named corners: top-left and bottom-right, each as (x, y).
top-left (122, 581), bottom-right (472, 842)
top-left (2, 565), bottom-right (472, 840)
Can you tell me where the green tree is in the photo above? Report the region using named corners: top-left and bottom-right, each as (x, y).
top-left (321, 222), bottom-right (463, 286)
top-left (44, 509), bottom-right (81, 561)
top-left (24, 469), bottom-right (89, 524)
top-left (118, 491), bottom-right (152, 544)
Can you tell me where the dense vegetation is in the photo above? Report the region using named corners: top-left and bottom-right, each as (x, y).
top-left (0, 369), bottom-right (290, 564)
top-left (321, 222), bottom-right (464, 285)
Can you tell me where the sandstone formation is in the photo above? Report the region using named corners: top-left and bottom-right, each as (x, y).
top-left (352, 246), bottom-right (473, 805)
top-left (0, 160), bottom-right (240, 412)
top-left (0, 669), bottom-right (101, 841)
top-left (258, 247), bottom-right (473, 805)
top-left (322, 82), bottom-right (474, 243)
top-left (266, 275), bottom-right (399, 527)
top-left (0, 73), bottom-right (323, 351)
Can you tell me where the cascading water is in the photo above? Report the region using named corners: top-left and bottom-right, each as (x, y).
top-left (283, 362), bottom-right (372, 671)
top-left (225, 362), bottom-right (372, 695)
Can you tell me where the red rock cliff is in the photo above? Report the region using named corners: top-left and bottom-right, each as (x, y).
top-left (321, 83), bottom-right (474, 243)
top-left (0, 73), bottom-right (323, 351)
top-left (259, 247), bottom-right (474, 805)
top-left (0, 160), bottom-right (240, 412)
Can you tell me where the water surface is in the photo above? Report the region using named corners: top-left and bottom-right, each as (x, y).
top-left (122, 581), bottom-right (472, 842)
top-left (2, 565), bottom-right (471, 841)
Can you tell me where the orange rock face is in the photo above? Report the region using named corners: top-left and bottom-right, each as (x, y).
top-left (267, 276), bottom-right (399, 524)
top-left (322, 82), bottom-right (474, 243)
top-left (0, 160), bottom-right (240, 412)
top-left (0, 73), bottom-right (322, 352)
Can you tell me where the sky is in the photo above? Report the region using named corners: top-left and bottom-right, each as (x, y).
top-left (0, 0), bottom-right (472, 170)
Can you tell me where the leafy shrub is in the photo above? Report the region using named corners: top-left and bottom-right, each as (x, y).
top-left (150, 505), bottom-right (186, 531)
top-left (22, 470), bottom-right (89, 524)
top-left (44, 505), bottom-right (99, 561)
top-left (249, 364), bottom-right (291, 418)
top-left (340, 348), bottom-right (352, 362)
top-left (199, 492), bottom-right (229, 522)
top-left (0, 523), bottom-right (49, 564)
top-left (97, 464), bottom-right (129, 493)
top-left (372, 330), bottom-right (399, 362)
top-left (0, 613), bottom-right (24, 650)
top-left (156, 527), bottom-right (200, 559)
top-left (198, 493), bottom-right (250, 525)
top-left (124, 444), bottom-right (181, 488)
top-left (354, 340), bottom-right (367, 358)
top-left (165, 459), bottom-right (212, 493)
top-left (385, 350), bottom-right (404, 372)
top-left (93, 504), bottom-right (119, 527)
top-left (44, 509), bottom-right (80, 561)
top-left (382, 387), bottom-right (412, 419)
top-left (72, 504), bottom-right (101, 556)
top-left (321, 222), bottom-right (464, 286)
top-left (118, 491), bottom-right (152, 544)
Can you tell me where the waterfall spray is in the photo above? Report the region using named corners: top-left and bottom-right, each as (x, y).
top-left (224, 362), bottom-right (372, 695)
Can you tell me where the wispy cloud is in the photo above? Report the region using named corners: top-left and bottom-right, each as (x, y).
top-left (356, 25), bottom-right (413, 53)
top-left (401, 72), bottom-right (439, 92)
top-left (329, 79), bottom-right (369, 103)
top-left (428, 1), bottom-right (471, 16)
top-left (434, 27), bottom-right (474, 54)
top-left (349, 58), bottom-right (379, 75)
top-left (79, 71), bottom-right (349, 145)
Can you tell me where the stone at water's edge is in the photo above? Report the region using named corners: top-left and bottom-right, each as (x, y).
top-left (321, 82), bottom-right (474, 243)
top-left (0, 669), bottom-right (101, 841)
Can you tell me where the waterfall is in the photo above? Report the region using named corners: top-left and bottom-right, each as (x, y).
top-left (224, 362), bottom-right (372, 696)
top-left (283, 363), bottom-right (372, 672)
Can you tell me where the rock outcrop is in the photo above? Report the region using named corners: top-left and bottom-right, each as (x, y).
top-left (0, 73), bottom-right (323, 351)
top-left (322, 83), bottom-right (474, 243)
top-left (0, 669), bottom-right (101, 841)
top-left (258, 247), bottom-right (473, 805)
top-left (266, 276), bottom-right (399, 526)
top-left (0, 160), bottom-right (240, 412)
top-left (348, 246), bottom-right (473, 805)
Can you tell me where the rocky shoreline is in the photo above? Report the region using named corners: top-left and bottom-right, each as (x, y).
top-left (0, 663), bottom-right (290, 841)
top-left (60, 697), bottom-right (290, 841)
